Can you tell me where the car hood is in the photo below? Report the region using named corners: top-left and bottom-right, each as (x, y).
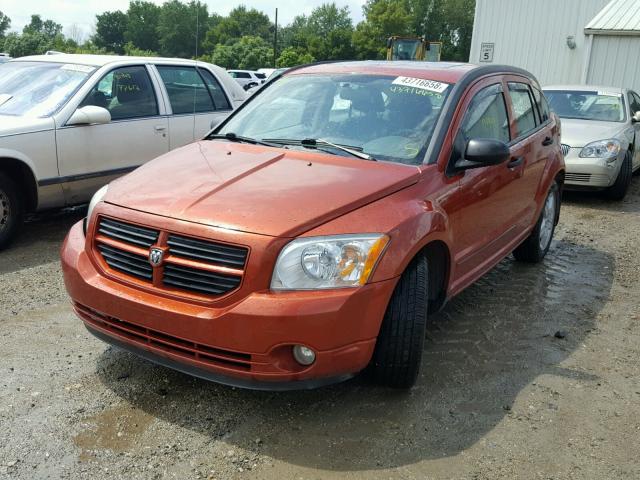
top-left (105, 141), bottom-right (420, 238)
top-left (560, 118), bottom-right (627, 148)
top-left (0, 115), bottom-right (55, 138)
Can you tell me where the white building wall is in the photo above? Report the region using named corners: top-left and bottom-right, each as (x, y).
top-left (586, 35), bottom-right (640, 92)
top-left (469, 0), bottom-right (609, 85)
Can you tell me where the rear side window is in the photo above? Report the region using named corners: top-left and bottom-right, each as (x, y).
top-left (459, 83), bottom-right (510, 143)
top-left (532, 87), bottom-right (551, 123)
top-left (255, 73), bottom-right (266, 79)
top-left (199, 69), bottom-right (231, 110)
top-left (157, 66), bottom-right (214, 114)
top-left (508, 82), bottom-right (537, 138)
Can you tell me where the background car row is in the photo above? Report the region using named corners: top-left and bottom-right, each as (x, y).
top-left (0, 54), bottom-right (246, 249)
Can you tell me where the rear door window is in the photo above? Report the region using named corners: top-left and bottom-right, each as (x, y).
top-left (532, 87), bottom-right (551, 123)
top-left (508, 82), bottom-right (538, 138)
top-left (198, 68), bottom-right (231, 110)
top-left (157, 65), bottom-right (214, 114)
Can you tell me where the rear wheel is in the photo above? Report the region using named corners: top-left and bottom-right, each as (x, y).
top-left (369, 254), bottom-right (428, 388)
top-left (0, 172), bottom-right (23, 250)
top-left (513, 181), bottom-right (559, 263)
top-left (606, 151), bottom-right (632, 200)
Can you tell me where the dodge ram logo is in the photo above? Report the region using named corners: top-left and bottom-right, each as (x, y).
top-left (149, 248), bottom-right (164, 267)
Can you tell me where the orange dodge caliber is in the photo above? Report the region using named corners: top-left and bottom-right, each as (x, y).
top-left (62, 61), bottom-right (564, 390)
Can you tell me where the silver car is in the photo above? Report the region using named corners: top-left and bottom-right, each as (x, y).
top-left (543, 85), bottom-right (640, 200)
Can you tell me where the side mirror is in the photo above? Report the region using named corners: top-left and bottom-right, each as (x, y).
top-left (243, 82), bottom-right (258, 91)
top-left (67, 105), bottom-right (111, 126)
top-left (454, 138), bottom-right (510, 171)
top-left (632, 111), bottom-right (640, 123)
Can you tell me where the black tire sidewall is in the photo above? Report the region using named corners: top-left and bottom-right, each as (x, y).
top-left (0, 173), bottom-right (23, 250)
top-left (606, 151), bottom-right (632, 200)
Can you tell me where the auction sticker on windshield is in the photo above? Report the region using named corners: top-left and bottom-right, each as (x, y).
top-left (392, 77), bottom-right (448, 93)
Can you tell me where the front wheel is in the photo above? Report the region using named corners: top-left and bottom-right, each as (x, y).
top-left (0, 173), bottom-right (23, 250)
top-left (369, 255), bottom-right (428, 388)
top-left (513, 181), bottom-right (559, 263)
top-left (605, 151), bottom-right (632, 200)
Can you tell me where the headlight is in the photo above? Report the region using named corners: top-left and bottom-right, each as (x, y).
top-left (84, 184), bottom-right (109, 234)
top-left (271, 234), bottom-right (390, 290)
top-left (579, 139), bottom-right (621, 159)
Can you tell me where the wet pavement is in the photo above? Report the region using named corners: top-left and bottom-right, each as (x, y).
top-left (1, 177), bottom-right (639, 479)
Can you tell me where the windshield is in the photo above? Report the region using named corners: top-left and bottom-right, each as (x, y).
top-left (0, 61), bottom-right (95, 117)
top-left (392, 40), bottom-right (422, 61)
top-left (218, 73), bottom-right (451, 165)
top-left (544, 90), bottom-right (625, 122)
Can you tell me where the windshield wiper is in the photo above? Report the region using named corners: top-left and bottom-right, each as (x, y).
top-left (264, 138), bottom-right (375, 161)
top-left (207, 132), bottom-right (283, 148)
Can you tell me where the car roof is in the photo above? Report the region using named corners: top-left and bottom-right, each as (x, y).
top-left (11, 53), bottom-right (203, 67)
top-left (543, 84), bottom-right (626, 94)
top-left (288, 61), bottom-right (487, 84)
top-left (228, 69), bottom-right (255, 73)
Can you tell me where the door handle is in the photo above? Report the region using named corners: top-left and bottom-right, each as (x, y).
top-left (154, 125), bottom-right (166, 131)
top-left (542, 136), bottom-right (553, 146)
top-left (507, 156), bottom-right (524, 168)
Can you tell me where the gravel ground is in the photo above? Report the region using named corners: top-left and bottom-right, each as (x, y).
top-left (1, 177), bottom-right (639, 480)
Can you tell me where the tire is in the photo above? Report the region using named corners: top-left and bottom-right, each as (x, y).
top-left (605, 151), bottom-right (632, 200)
top-left (369, 254), bottom-right (428, 388)
top-left (0, 172), bottom-right (24, 250)
top-left (513, 181), bottom-right (559, 263)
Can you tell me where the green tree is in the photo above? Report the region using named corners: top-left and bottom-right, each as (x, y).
top-left (157, 0), bottom-right (208, 58)
top-left (205, 6), bottom-right (272, 48)
top-left (0, 11), bottom-right (11, 41)
top-left (125, 1), bottom-right (161, 52)
top-left (22, 14), bottom-right (63, 39)
top-left (351, 0), bottom-right (413, 59)
top-left (276, 46), bottom-right (314, 67)
top-left (94, 10), bottom-right (128, 54)
top-left (211, 35), bottom-right (273, 70)
top-left (3, 32), bottom-right (50, 57)
top-left (408, 0), bottom-right (475, 61)
top-left (123, 41), bottom-right (156, 57)
top-left (281, 3), bottom-right (354, 61)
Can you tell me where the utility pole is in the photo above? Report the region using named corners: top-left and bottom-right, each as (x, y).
top-left (273, 8), bottom-right (278, 68)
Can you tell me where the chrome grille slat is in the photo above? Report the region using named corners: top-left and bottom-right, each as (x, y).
top-left (163, 264), bottom-right (241, 295)
top-left (96, 217), bottom-right (246, 298)
top-left (167, 234), bottom-right (248, 268)
top-left (97, 245), bottom-right (152, 280)
top-left (99, 218), bottom-right (159, 248)
top-left (561, 144), bottom-right (570, 156)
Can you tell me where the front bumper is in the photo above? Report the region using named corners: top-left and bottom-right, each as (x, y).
top-left (61, 220), bottom-right (398, 390)
top-left (563, 147), bottom-right (624, 189)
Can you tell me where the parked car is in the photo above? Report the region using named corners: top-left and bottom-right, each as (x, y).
top-left (0, 54), bottom-right (246, 249)
top-left (245, 68), bottom-right (289, 96)
top-left (543, 85), bottom-right (640, 199)
top-left (0, 53), bottom-right (11, 64)
top-left (62, 61), bottom-right (564, 390)
top-left (227, 69), bottom-right (266, 90)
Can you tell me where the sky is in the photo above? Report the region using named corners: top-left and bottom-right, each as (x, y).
top-left (1, 0), bottom-right (368, 42)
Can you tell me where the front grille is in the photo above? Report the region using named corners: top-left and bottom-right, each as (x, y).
top-left (565, 172), bottom-right (591, 183)
top-left (94, 217), bottom-right (246, 299)
top-left (98, 218), bottom-right (159, 248)
top-left (76, 303), bottom-right (252, 371)
top-left (167, 234), bottom-right (248, 268)
top-left (163, 264), bottom-right (242, 295)
top-left (561, 144), bottom-right (570, 156)
top-left (97, 244), bottom-right (152, 280)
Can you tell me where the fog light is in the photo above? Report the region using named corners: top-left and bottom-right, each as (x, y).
top-left (292, 345), bottom-right (316, 366)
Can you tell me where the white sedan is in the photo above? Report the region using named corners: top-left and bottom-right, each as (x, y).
top-left (544, 85), bottom-right (640, 199)
top-left (0, 54), bottom-right (246, 248)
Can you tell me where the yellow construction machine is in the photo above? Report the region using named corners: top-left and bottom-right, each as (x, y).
top-left (386, 36), bottom-right (442, 61)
